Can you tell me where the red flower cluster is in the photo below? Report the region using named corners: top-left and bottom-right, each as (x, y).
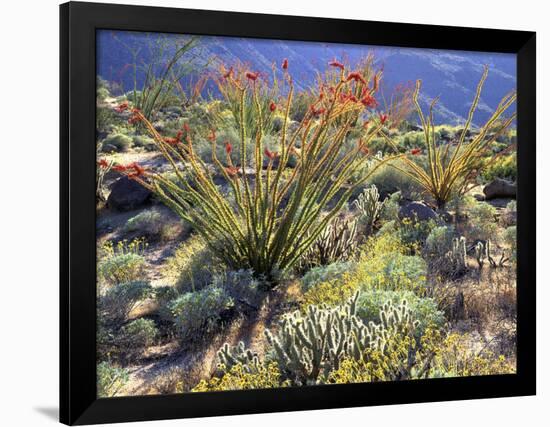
top-left (346, 71), bottom-right (366, 85)
top-left (269, 101), bottom-right (277, 113)
top-left (225, 141), bottom-right (233, 154)
top-left (282, 58), bottom-right (288, 70)
top-left (114, 101), bottom-right (129, 113)
top-left (264, 148), bottom-right (279, 160)
top-left (360, 94), bottom-right (377, 108)
top-left (97, 159), bottom-right (109, 169)
top-left (245, 71), bottom-right (259, 81)
top-left (310, 105), bottom-right (326, 117)
top-left (226, 166), bottom-right (239, 177)
top-left (379, 113), bottom-right (388, 125)
top-left (410, 148), bottom-right (422, 155)
top-left (329, 59), bottom-right (345, 70)
top-left (223, 66), bottom-right (233, 79)
top-left (113, 162), bottom-right (146, 178)
top-left (127, 108), bottom-right (142, 125)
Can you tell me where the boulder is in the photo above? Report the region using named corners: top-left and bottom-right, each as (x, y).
top-left (107, 177), bottom-right (152, 211)
top-left (398, 201), bottom-right (438, 222)
top-left (483, 178), bottom-right (516, 200)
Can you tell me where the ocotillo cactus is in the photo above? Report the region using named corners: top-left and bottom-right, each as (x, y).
top-left (353, 185), bottom-right (384, 235)
top-left (115, 60), bottom-right (399, 280)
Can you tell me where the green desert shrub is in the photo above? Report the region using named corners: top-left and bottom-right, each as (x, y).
top-left (501, 200), bottom-right (517, 227)
top-left (300, 261), bottom-right (354, 292)
top-left (99, 281), bottom-right (153, 323)
top-left (117, 318), bottom-right (158, 360)
top-left (169, 285), bottom-right (234, 342)
top-left (482, 153), bottom-right (517, 182)
top-left (365, 160), bottom-right (423, 199)
top-left (425, 225), bottom-right (455, 256)
top-left (212, 269), bottom-right (264, 308)
top-left (101, 133), bottom-right (133, 153)
top-left (97, 361), bottom-right (129, 398)
top-left (504, 226), bottom-right (517, 261)
top-left (97, 252), bottom-right (146, 287)
top-left (163, 235), bottom-right (217, 293)
top-left (379, 191), bottom-right (401, 221)
top-left (467, 202), bottom-right (498, 241)
top-left (124, 209), bottom-right (171, 240)
top-left (132, 134), bottom-right (156, 150)
top-left (355, 290), bottom-right (445, 336)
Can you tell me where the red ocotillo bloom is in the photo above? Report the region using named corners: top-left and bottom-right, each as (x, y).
top-left (357, 139), bottom-right (369, 155)
top-left (269, 101), bottom-right (277, 112)
top-left (361, 94), bottom-right (377, 109)
top-left (226, 166), bottom-right (239, 177)
top-left (113, 164), bottom-right (127, 172)
top-left (97, 159), bottom-right (109, 168)
top-left (225, 141), bottom-right (233, 154)
top-left (310, 105), bottom-right (326, 117)
top-left (329, 59), bottom-right (345, 70)
top-left (245, 71), bottom-right (259, 81)
top-left (264, 148), bottom-right (279, 160)
top-left (346, 71), bottom-right (366, 85)
top-left (411, 148), bottom-right (422, 155)
top-left (163, 136), bottom-right (180, 146)
top-left (114, 101), bottom-right (129, 113)
top-left (379, 113), bottom-right (388, 125)
top-left (222, 66), bottom-right (233, 79)
top-left (282, 58), bottom-right (288, 70)
top-left (183, 123), bottom-right (190, 133)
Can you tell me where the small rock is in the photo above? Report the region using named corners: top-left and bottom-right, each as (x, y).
top-left (483, 178), bottom-right (516, 200)
top-left (398, 201), bottom-right (438, 222)
top-left (473, 193), bottom-right (486, 201)
top-left (107, 177), bottom-right (152, 211)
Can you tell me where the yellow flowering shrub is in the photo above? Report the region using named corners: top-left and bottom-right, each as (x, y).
top-left (301, 232), bottom-right (428, 310)
top-left (192, 362), bottom-right (289, 392)
top-left (430, 332), bottom-right (515, 377)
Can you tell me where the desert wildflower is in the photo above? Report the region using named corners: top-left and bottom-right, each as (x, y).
top-left (329, 59), bottom-right (345, 70)
top-left (282, 58), bottom-right (288, 70)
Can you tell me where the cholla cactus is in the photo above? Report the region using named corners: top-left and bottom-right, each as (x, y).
top-left (447, 236), bottom-right (467, 272)
top-left (217, 341), bottom-right (261, 374)
top-left (263, 293), bottom-right (418, 384)
top-left (474, 241), bottom-right (488, 268)
top-left (486, 240), bottom-right (510, 268)
top-left (301, 216), bottom-right (358, 268)
top-left (353, 185), bottom-right (384, 235)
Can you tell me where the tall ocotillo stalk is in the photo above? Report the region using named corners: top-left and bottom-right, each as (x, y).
top-left (114, 60), bottom-right (399, 279)
top-left (378, 66), bottom-right (516, 210)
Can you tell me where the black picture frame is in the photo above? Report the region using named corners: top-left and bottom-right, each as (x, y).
top-left (60, 1), bottom-right (536, 425)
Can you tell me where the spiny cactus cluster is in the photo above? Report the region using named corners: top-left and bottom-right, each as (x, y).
top-left (353, 185), bottom-right (384, 235)
top-left (263, 294), bottom-right (419, 385)
top-left (215, 295), bottom-right (420, 385)
top-left (302, 216), bottom-right (358, 268)
top-left (217, 341), bottom-right (261, 374)
top-left (474, 240), bottom-right (509, 269)
top-left (447, 236), bottom-right (467, 272)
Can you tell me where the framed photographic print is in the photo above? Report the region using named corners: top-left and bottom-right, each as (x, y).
top-left (60, 1), bottom-right (536, 425)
